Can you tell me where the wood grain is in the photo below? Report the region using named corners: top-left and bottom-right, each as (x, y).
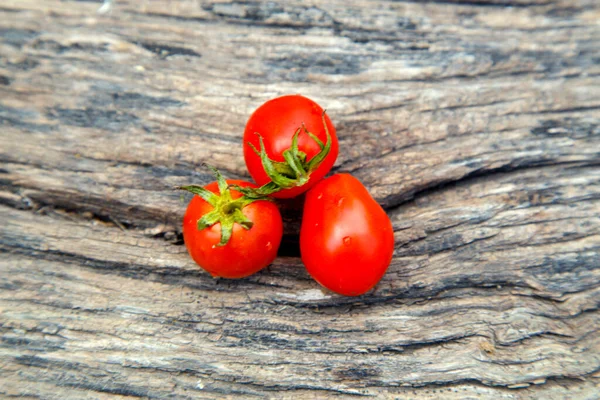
top-left (1, 0), bottom-right (599, 398)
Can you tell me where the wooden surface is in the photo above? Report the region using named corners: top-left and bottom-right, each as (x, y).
top-left (1, 0), bottom-right (600, 398)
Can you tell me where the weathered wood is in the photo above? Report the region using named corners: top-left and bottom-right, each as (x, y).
top-left (1, 0), bottom-right (599, 398)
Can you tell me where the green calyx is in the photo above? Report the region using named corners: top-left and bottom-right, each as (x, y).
top-left (234, 111), bottom-right (333, 198)
top-left (179, 166), bottom-right (267, 246)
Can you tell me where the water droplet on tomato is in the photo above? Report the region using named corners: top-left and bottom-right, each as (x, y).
top-left (317, 193), bottom-right (323, 200)
top-left (337, 197), bottom-right (345, 206)
top-left (343, 236), bottom-right (352, 246)
top-left (265, 241), bottom-right (273, 251)
top-left (211, 244), bottom-right (216, 249)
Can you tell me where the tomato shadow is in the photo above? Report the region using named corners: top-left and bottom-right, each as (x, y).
top-left (275, 194), bottom-right (305, 259)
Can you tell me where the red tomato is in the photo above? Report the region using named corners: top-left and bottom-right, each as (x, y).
top-left (243, 95), bottom-right (339, 199)
top-left (182, 179), bottom-right (282, 278)
top-left (300, 174), bottom-right (394, 296)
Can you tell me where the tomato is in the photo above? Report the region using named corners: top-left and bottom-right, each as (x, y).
top-left (300, 174), bottom-right (394, 296)
top-left (243, 95), bottom-right (339, 199)
top-left (181, 173), bottom-right (283, 279)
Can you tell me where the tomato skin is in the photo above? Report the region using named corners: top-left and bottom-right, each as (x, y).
top-left (243, 95), bottom-right (339, 199)
top-left (182, 180), bottom-right (282, 278)
top-left (300, 174), bottom-right (394, 296)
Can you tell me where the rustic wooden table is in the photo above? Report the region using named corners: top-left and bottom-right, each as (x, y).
top-left (1, 0), bottom-right (599, 398)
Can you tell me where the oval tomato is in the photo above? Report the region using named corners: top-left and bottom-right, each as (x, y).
top-left (182, 178), bottom-right (282, 279)
top-left (300, 174), bottom-right (394, 296)
top-left (243, 95), bottom-right (339, 199)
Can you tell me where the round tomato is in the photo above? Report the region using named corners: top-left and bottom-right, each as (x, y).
top-left (243, 95), bottom-right (339, 199)
top-left (300, 174), bottom-right (395, 296)
top-left (182, 176), bottom-right (282, 279)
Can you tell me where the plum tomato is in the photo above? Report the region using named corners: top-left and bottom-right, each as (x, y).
top-left (181, 169), bottom-right (283, 279)
top-left (300, 174), bottom-right (394, 296)
top-left (242, 94), bottom-right (339, 199)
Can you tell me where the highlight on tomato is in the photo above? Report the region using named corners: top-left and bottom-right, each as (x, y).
top-left (241, 94), bottom-right (339, 199)
top-left (300, 174), bottom-right (395, 296)
top-left (179, 166), bottom-right (283, 279)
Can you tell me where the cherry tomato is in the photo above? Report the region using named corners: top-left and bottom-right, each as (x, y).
top-left (300, 174), bottom-right (394, 296)
top-left (243, 95), bottom-right (339, 199)
top-left (182, 177), bottom-right (282, 279)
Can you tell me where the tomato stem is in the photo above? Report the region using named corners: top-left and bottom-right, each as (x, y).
top-left (245, 111), bottom-right (332, 197)
top-left (178, 165), bottom-right (266, 246)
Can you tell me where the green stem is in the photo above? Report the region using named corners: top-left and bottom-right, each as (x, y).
top-left (243, 110), bottom-right (333, 197)
top-left (178, 165), bottom-right (270, 246)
